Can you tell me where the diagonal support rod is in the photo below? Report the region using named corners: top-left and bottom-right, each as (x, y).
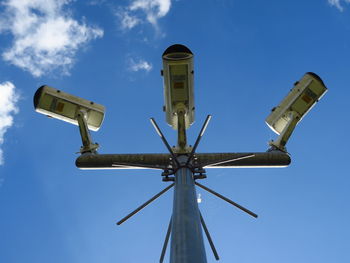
top-left (159, 216), bottom-right (172, 263)
top-left (111, 162), bottom-right (167, 170)
top-left (199, 211), bottom-right (219, 261)
top-left (150, 118), bottom-right (180, 168)
top-left (204, 154), bottom-right (255, 167)
top-left (116, 183), bottom-right (175, 225)
top-left (185, 115), bottom-right (212, 167)
top-left (195, 182), bottom-right (258, 218)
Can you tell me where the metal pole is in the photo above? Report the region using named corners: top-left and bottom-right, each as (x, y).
top-left (170, 158), bottom-right (207, 263)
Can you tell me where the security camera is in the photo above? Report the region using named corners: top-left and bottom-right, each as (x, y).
top-left (162, 44), bottom-right (195, 130)
top-left (34, 85), bottom-right (105, 131)
top-left (266, 72), bottom-right (327, 151)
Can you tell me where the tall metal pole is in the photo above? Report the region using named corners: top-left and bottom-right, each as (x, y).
top-left (170, 156), bottom-right (207, 263)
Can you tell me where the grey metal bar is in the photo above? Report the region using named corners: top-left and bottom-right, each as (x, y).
top-left (116, 183), bottom-right (174, 225)
top-left (199, 151), bottom-right (291, 168)
top-left (195, 182), bottom-right (258, 218)
top-left (160, 216), bottom-right (172, 263)
top-left (199, 211), bottom-right (219, 261)
top-left (170, 167), bottom-right (207, 263)
top-left (76, 153), bottom-right (170, 169)
top-left (75, 151), bottom-right (291, 170)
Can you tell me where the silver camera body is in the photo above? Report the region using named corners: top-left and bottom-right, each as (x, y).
top-left (34, 85), bottom-right (105, 131)
top-left (266, 72), bottom-right (327, 151)
top-left (162, 44), bottom-right (195, 130)
top-left (266, 72), bottom-right (327, 135)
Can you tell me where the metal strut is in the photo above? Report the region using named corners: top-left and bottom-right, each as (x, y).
top-left (186, 114), bottom-right (212, 167)
top-left (159, 216), bottom-right (172, 263)
top-left (199, 211), bottom-right (219, 261)
top-left (150, 118), bottom-right (180, 168)
top-left (116, 183), bottom-right (174, 225)
top-left (195, 182), bottom-right (258, 218)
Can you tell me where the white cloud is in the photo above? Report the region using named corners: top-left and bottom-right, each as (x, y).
top-left (118, 0), bottom-right (171, 30)
top-left (328, 0), bottom-right (350, 11)
top-left (128, 58), bottom-right (152, 72)
top-left (119, 10), bottom-right (141, 29)
top-left (0, 81), bottom-right (19, 165)
top-left (0, 0), bottom-right (103, 77)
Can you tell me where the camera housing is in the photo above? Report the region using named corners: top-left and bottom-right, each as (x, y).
top-left (34, 85), bottom-right (105, 131)
top-left (266, 72), bottom-right (327, 135)
top-left (266, 72), bottom-right (327, 151)
top-left (162, 44), bottom-right (195, 130)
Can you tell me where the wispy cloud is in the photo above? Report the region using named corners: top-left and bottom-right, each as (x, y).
top-left (0, 81), bottom-right (19, 165)
top-left (328, 0), bottom-right (350, 11)
top-left (118, 0), bottom-right (171, 30)
top-left (128, 58), bottom-right (152, 72)
top-left (0, 0), bottom-right (103, 77)
top-left (118, 10), bottom-right (141, 30)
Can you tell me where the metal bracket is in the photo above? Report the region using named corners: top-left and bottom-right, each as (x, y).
top-left (76, 110), bottom-right (99, 154)
top-left (269, 111), bottom-right (299, 152)
top-left (192, 165), bottom-right (207, 180)
top-left (162, 169), bottom-right (175, 181)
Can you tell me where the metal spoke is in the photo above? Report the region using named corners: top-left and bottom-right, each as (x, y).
top-left (150, 118), bottom-right (180, 168)
top-left (199, 211), bottom-right (219, 260)
top-left (185, 115), bottom-right (212, 166)
top-left (159, 216), bottom-right (172, 263)
top-left (116, 183), bottom-right (175, 225)
top-left (195, 182), bottom-right (258, 218)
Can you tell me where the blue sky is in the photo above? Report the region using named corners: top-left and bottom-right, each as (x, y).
top-left (0, 0), bottom-right (349, 262)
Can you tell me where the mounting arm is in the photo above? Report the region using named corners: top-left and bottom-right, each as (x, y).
top-left (76, 110), bottom-right (99, 153)
top-left (269, 111), bottom-right (299, 152)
